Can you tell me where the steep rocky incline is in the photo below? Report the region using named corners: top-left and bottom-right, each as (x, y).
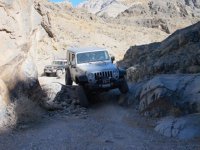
top-left (78, 0), bottom-right (140, 17)
top-left (79, 0), bottom-right (200, 33)
top-left (119, 22), bottom-right (200, 82)
top-left (78, 0), bottom-right (134, 17)
top-left (117, 0), bottom-right (200, 33)
top-left (120, 22), bottom-right (200, 139)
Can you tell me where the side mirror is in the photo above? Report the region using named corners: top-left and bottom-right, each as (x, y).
top-left (111, 56), bottom-right (115, 63)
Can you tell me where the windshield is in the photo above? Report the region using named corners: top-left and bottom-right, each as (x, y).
top-left (77, 51), bottom-right (110, 64)
top-left (52, 61), bottom-right (65, 65)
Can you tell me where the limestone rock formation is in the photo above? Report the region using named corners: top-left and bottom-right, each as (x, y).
top-left (0, 0), bottom-right (49, 128)
top-left (78, 0), bottom-right (130, 18)
top-left (117, 0), bottom-right (200, 32)
top-left (138, 74), bottom-right (200, 117)
top-left (41, 83), bottom-right (78, 110)
top-left (119, 21), bottom-right (200, 82)
top-left (120, 22), bottom-right (200, 139)
top-left (55, 0), bottom-right (72, 8)
top-left (78, 0), bottom-right (142, 17)
top-left (79, 0), bottom-right (200, 33)
top-left (155, 114), bottom-right (200, 139)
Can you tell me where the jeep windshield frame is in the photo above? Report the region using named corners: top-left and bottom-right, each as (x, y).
top-left (52, 60), bottom-right (67, 65)
top-left (76, 50), bottom-right (110, 64)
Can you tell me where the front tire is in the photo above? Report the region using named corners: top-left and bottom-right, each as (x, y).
top-left (76, 86), bottom-right (89, 107)
top-left (65, 68), bottom-right (72, 85)
top-left (45, 72), bottom-right (51, 77)
top-left (119, 79), bottom-right (129, 94)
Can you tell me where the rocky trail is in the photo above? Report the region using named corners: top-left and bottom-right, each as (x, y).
top-left (0, 77), bottom-right (199, 150)
top-left (0, 0), bottom-right (200, 149)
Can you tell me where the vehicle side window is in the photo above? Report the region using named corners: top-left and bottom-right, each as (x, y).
top-left (72, 54), bottom-right (75, 61)
top-left (71, 53), bottom-right (76, 65)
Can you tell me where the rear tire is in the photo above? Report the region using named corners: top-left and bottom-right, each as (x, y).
top-left (76, 86), bottom-right (89, 107)
top-left (65, 68), bottom-right (72, 85)
top-left (45, 73), bottom-right (50, 77)
top-left (119, 79), bottom-right (129, 94)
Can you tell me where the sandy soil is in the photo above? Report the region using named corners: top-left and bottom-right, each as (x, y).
top-left (0, 77), bottom-right (199, 150)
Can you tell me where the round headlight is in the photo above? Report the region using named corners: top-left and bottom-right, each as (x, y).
top-left (113, 70), bottom-right (119, 78)
top-left (87, 73), bottom-right (95, 79)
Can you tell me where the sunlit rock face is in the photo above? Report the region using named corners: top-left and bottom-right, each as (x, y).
top-left (79, 0), bottom-right (200, 33)
top-left (0, 0), bottom-right (46, 105)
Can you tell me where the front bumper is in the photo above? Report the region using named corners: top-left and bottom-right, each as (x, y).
top-left (85, 78), bottom-right (124, 91)
top-left (44, 69), bottom-right (57, 73)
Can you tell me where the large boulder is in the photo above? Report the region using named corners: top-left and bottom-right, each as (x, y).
top-left (155, 114), bottom-right (200, 139)
top-left (0, 0), bottom-right (48, 128)
top-left (134, 74), bottom-right (200, 117)
top-left (41, 83), bottom-right (88, 110)
top-left (41, 83), bottom-right (75, 110)
top-left (119, 22), bottom-right (200, 82)
top-left (0, 0), bottom-right (44, 96)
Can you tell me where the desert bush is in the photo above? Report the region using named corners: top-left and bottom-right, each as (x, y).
top-left (0, 94), bottom-right (44, 131)
top-left (14, 94), bottom-right (44, 124)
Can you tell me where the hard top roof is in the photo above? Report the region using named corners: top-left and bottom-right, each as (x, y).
top-left (68, 47), bottom-right (107, 53)
top-left (53, 59), bottom-right (67, 61)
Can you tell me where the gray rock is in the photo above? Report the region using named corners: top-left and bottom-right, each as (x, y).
top-left (137, 74), bottom-right (200, 117)
top-left (41, 83), bottom-right (85, 110)
top-left (0, 0), bottom-right (49, 132)
top-left (0, 0), bottom-right (45, 103)
top-left (155, 113), bottom-right (200, 139)
top-left (118, 22), bottom-right (200, 82)
top-left (79, 0), bottom-right (200, 33)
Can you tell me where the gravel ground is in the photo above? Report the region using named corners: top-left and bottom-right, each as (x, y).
top-left (0, 77), bottom-right (199, 150)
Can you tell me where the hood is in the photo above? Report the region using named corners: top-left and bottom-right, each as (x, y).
top-left (45, 64), bottom-right (63, 68)
top-left (45, 65), bottom-right (52, 68)
top-left (78, 62), bottom-right (117, 73)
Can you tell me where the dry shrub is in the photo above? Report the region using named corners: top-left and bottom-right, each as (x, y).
top-left (0, 94), bottom-right (44, 131)
top-left (14, 94), bottom-right (44, 124)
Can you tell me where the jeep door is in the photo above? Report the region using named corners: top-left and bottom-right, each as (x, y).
top-left (70, 53), bottom-right (77, 81)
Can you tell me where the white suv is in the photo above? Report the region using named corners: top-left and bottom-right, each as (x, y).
top-left (65, 47), bottom-right (129, 93)
top-left (44, 59), bottom-right (67, 77)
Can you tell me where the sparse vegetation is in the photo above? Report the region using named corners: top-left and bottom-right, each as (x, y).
top-left (0, 94), bottom-right (44, 131)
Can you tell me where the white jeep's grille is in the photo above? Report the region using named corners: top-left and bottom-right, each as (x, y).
top-left (94, 71), bottom-right (113, 80)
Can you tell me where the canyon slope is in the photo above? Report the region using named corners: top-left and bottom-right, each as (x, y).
top-left (79, 0), bottom-right (200, 33)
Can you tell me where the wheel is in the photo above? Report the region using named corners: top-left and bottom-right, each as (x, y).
top-left (119, 79), bottom-right (129, 94)
top-left (76, 86), bottom-right (89, 107)
top-left (45, 73), bottom-right (50, 77)
top-left (65, 68), bottom-right (72, 85)
top-left (56, 70), bottom-right (63, 78)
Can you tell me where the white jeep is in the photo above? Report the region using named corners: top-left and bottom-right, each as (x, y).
top-left (44, 59), bottom-right (67, 77)
top-left (65, 47), bottom-right (129, 106)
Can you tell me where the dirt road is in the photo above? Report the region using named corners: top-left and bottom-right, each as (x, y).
top-left (0, 77), bottom-right (199, 150)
